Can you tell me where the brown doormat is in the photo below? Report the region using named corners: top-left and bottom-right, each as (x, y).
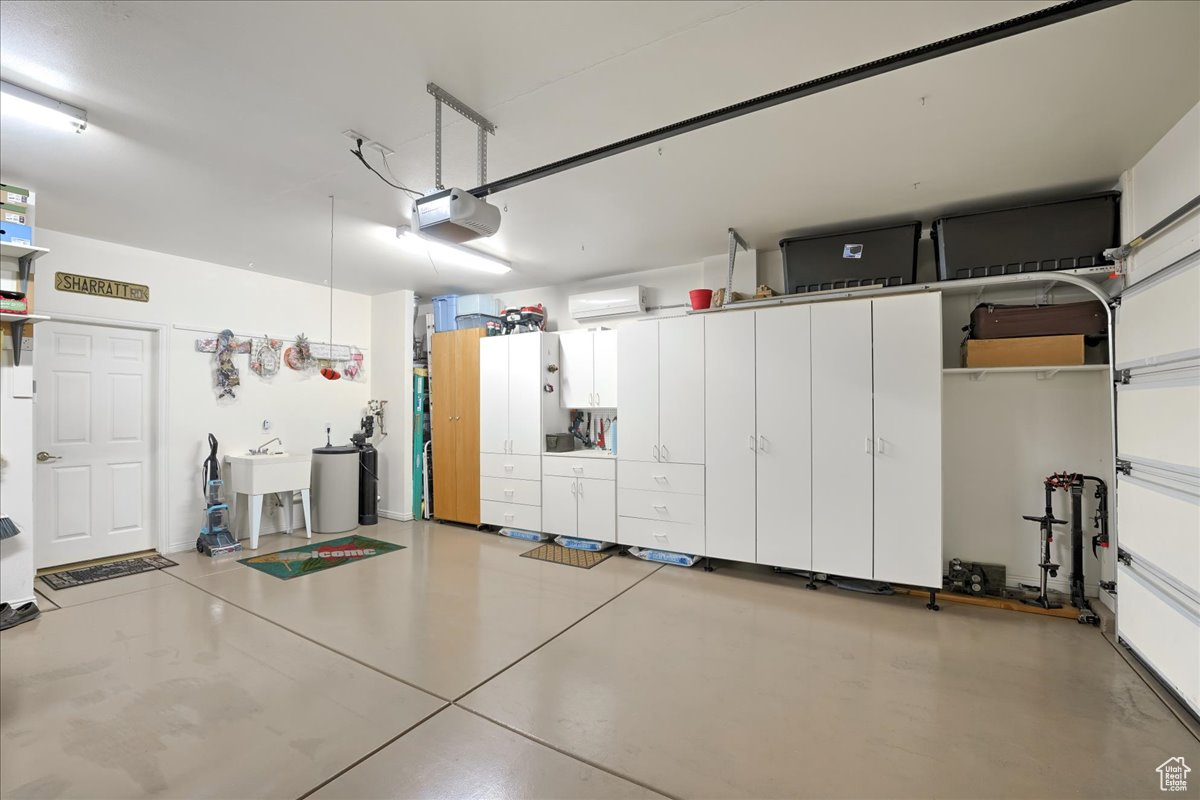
top-left (520, 543), bottom-right (614, 569)
top-left (41, 555), bottom-right (178, 590)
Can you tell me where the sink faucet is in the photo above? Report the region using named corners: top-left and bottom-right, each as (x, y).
top-left (250, 437), bottom-right (283, 455)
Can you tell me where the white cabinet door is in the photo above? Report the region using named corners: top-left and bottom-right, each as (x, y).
top-left (541, 475), bottom-right (578, 536)
top-left (592, 330), bottom-right (619, 408)
top-left (479, 337), bottom-right (510, 455)
top-left (618, 322), bottom-right (659, 463)
top-left (558, 331), bottom-right (594, 409)
top-left (755, 305), bottom-right (813, 571)
top-left (508, 333), bottom-right (544, 456)
top-left (811, 299), bottom-right (874, 579)
top-left (704, 312), bottom-right (756, 562)
top-left (577, 478), bottom-right (616, 541)
top-left (658, 316), bottom-right (704, 465)
top-left (871, 294), bottom-right (942, 587)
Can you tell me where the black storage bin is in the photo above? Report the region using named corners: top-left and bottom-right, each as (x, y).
top-left (780, 221), bottom-right (920, 295)
top-left (932, 191), bottom-right (1120, 281)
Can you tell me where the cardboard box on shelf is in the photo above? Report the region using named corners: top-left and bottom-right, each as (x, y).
top-left (963, 335), bottom-right (1085, 368)
top-left (1, 204), bottom-right (31, 225)
top-left (0, 184), bottom-right (33, 206)
top-left (0, 221), bottom-right (34, 246)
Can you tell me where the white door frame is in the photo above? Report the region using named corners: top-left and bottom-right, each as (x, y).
top-left (34, 311), bottom-right (171, 559)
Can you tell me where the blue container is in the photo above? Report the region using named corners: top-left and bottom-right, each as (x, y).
top-left (0, 221), bottom-right (33, 245)
top-left (432, 295), bottom-right (459, 332)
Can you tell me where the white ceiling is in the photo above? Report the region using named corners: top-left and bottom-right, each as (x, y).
top-left (1, 1), bottom-right (1197, 296)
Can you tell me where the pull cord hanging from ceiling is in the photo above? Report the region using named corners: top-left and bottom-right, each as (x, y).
top-left (322, 194), bottom-right (341, 381)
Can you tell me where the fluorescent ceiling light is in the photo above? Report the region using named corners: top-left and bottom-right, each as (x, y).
top-left (395, 225), bottom-right (510, 275)
top-left (0, 79), bottom-right (87, 132)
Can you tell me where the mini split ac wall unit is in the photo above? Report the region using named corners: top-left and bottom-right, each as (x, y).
top-left (568, 286), bottom-right (647, 321)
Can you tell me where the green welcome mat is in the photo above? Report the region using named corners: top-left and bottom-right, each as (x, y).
top-left (239, 535), bottom-right (404, 580)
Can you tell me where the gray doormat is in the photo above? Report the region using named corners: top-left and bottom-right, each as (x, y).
top-left (520, 543), bottom-right (614, 569)
top-left (41, 555), bottom-right (178, 590)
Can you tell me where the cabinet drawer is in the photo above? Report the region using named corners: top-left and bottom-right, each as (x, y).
top-left (618, 488), bottom-right (705, 525)
top-left (542, 455), bottom-right (616, 480)
top-left (481, 500), bottom-right (542, 531)
top-left (480, 453), bottom-right (541, 481)
top-left (480, 476), bottom-right (541, 506)
top-left (618, 516), bottom-right (704, 555)
top-left (617, 461), bottom-right (704, 495)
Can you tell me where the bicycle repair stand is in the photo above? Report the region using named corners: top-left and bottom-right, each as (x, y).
top-left (1021, 480), bottom-right (1065, 610)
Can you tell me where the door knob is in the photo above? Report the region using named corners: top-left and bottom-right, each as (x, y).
top-left (36, 451), bottom-right (61, 463)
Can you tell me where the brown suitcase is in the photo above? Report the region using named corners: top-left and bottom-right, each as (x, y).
top-left (968, 301), bottom-right (1107, 340)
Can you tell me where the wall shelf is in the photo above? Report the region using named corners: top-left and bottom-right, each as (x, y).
top-left (944, 364), bottom-right (1110, 381)
top-left (1, 313), bottom-right (49, 367)
top-left (0, 242), bottom-right (50, 262)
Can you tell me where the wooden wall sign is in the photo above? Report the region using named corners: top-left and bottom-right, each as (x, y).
top-left (55, 272), bottom-right (150, 302)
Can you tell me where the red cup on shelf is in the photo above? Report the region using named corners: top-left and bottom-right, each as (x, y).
top-left (689, 289), bottom-right (713, 311)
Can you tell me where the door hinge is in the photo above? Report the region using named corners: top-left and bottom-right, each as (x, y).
top-left (1115, 458), bottom-right (1132, 476)
top-left (1099, 580), bottom-right (1117, 595)
top-left (1117, 548), bottom-right (1132, 567)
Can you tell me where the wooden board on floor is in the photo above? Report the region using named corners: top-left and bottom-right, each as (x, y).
top-left (899, 587), bottom-right (1081, 619)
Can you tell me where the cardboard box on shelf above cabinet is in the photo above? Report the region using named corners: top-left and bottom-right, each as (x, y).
top-left (963, 334), bottom-right (1086, 368)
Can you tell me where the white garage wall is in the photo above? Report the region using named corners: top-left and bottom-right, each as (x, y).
top-left (33, 229), bottom-right (373, 553)
top-left (370, 289), bottom-right (416, 521)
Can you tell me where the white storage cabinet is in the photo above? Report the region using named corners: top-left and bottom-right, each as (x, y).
top-left (558, 329), bottom-right (618, 409)
top-left (541, 453), bottom-right (616, 541)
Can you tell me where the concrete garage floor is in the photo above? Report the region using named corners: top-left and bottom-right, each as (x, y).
top-left (2, 520), bottom-right (1195, 799)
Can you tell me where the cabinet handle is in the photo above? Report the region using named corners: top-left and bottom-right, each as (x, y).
top-left (877, 437), bottom-right (886, 455)
top-left (504, 464), bottom-right (514, 473)
top-left (653, 445), bottom-right (660, 462)
top-left (864, 436), bottom-right (872, 454)
top-left (504, 489), bottom-right (514, 498)
top-left (572, 466), bottom-right (583, 474)
top-left (653, 475), bottom-right (667, 483)
top-left (660, 444), bottom-right (670, 461)
top-left (759, 435), bottom-right (767, 453)
top-left (505, 513), bottom-right (514, 522)
top-left (577, 480), bottom-right (583, 497)
top-left (595, 392), bottom-right (600, 406)
top-left (571, 481), bottom-right (578, 496)
top-left (653, 504), bottom-right (667, 511)
top-left (748, 434), bottom-right (755, 451)
top-left (653, 532), bottom-right (667, 539)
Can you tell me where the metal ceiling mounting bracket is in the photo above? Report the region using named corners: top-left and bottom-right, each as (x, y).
top-left (727, 228), bottom-right (749, 300)
top-left (427, 82), bottom-right (496, 191)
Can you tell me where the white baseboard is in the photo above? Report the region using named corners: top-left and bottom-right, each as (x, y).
top-left (378, 509), bottom-right (414, 522)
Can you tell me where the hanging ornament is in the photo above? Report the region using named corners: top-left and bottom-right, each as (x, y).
top-left (213, 328), bottom-right (241, 399)
top-left (250, 337), bottom-right (281, 378)
top-left (323, 194), bottom-right (341, 381)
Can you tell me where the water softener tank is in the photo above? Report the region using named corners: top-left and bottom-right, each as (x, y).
top-left (310, 445), bottom-right (359, 533)
top-left (358, 443), bottom-right (378, 525)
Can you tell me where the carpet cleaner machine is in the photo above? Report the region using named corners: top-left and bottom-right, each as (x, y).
top-left (196, 433), bottom-right (242, 556)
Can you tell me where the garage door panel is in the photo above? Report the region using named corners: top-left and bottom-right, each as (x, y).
top-left (1117, 563), bottom-right (1200, 716)
top-left (1117, 385), bottom-right (1200, 469)
top-left (1117, 258), bottom-right (1200, 367)
top-left (1117, 478), bottom-right (1200, 597)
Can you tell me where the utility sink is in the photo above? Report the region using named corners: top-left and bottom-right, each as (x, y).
top-left (224, 453), bottom-right (311, 495)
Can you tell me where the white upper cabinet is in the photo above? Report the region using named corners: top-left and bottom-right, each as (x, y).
top-left (558, 329), bottom-right (619, 409)
top-left (480, 333), bottom-right (552, 456)
top-left (592, 330), bottom-right (618, 409)
top-left (617, 322), bottom-right (659, 462)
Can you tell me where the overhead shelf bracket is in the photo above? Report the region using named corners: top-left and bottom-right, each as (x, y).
top-left (427, 82), bottom-right (496, 191)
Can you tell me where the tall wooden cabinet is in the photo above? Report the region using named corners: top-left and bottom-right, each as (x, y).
top-left (431, 328), bottom-right (486, 525)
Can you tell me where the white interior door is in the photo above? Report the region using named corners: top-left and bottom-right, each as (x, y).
top-left (576, 478), bottom-right (616, 542)
top-left (557, 331), bottom-right (594, 409)
top-left (658, 316), bottom-right (704, 465)
top-left (34, 321), bottom-right (156, 568)
top-left (704, 312), bottom-right (756, 562)
top-left (1114, 257), bottom-right (1200, 716)
top-left (871, 294), bottom-right (943, 587)
top-left (617, 322), bottom-right (659, 463)
top-left (507, 333), bottom-right (544, 456)
top-left (755, 305), bottom-right (812, 571)
top-left (592, 330), bottom-right (618, 409)
top-left (541, 475), bottom-right (578, 536)
top-left (810, 299), bottom-right (873, 579)
top-left (478, 337), bottom-right (509, 455)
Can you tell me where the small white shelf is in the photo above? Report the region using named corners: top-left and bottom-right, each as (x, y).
top-left (0, 242), bottom-right (50, 261)
top-left (944, 364), bottom-right (1110, 381)
top-left (1, 312), bottom-right (50, 325)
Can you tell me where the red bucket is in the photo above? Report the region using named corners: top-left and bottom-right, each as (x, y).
top-left (688, 289), bottom-right (713, 311)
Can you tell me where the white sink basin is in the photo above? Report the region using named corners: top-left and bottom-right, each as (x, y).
top-left (224, 453), bottom-right (311, 495)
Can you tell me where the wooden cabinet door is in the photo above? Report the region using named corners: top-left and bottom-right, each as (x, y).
top-left (453, 329), bottom-right (485, 525)
top-left (704, 311), bottom-right (756, 562)
top-left (617, 322), bottom-right (659, 463)
top-left (431, 331), bottom-right (458, 521)
top-left (871, 294), bottom-right (942, 587)
top-left (810, 299), bottom-right (874, 579)
top-left (755, 305), bottom-right (813, 571)
top-left (658, 316), bottom-right (705, 465)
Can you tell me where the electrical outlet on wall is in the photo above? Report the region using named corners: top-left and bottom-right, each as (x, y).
top-left (262, 419), bottom-right (272, 431)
